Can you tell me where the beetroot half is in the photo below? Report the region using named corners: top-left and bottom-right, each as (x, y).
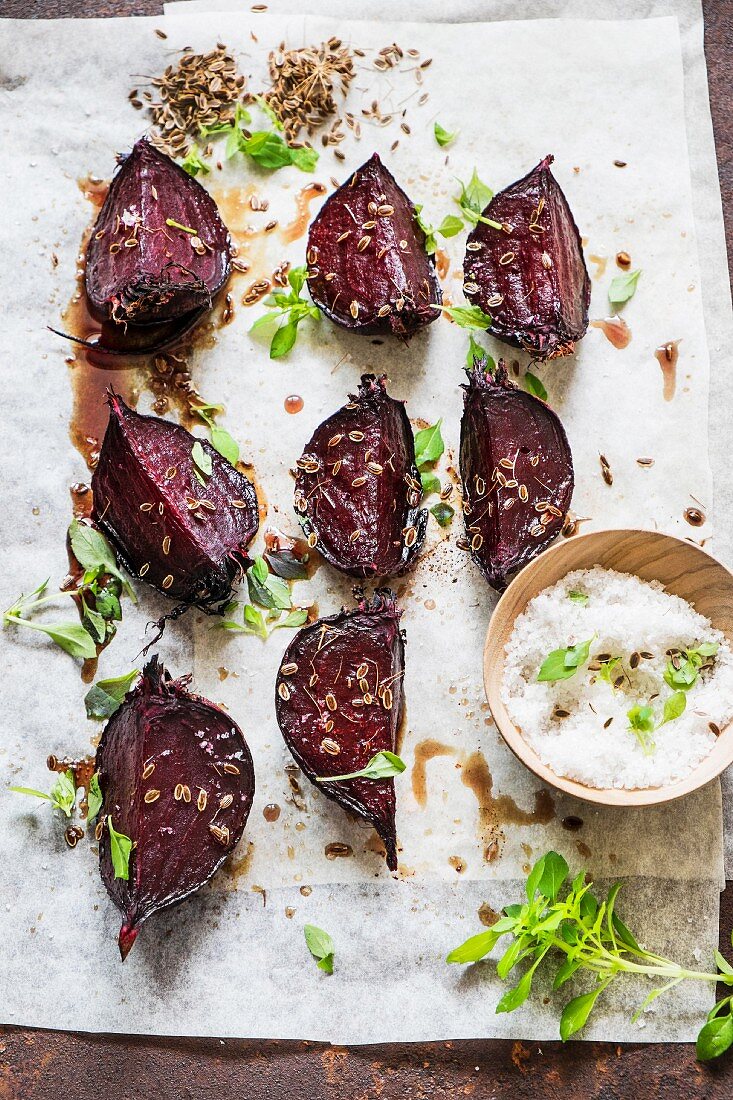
top-left (74, 139), bottom-right (231, 354)
top-left (463, 156), bottom-right (590, 360)
top-left (306, 153), bottom-right (442, 337)
top-left (91, 392), bottom-right (259, 609)
top-left (460, 360), bottom-right (574, 590)
top-left (275, 592), bottom-right (404, 870)
top-left (294, 375), bottom-right (426, 578)
top-left (96, 656), bottom-right (255, 959)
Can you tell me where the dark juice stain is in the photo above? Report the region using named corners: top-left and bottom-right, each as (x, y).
top-left (411, 738), bottom-right (454, 807)
top-left (448, 855), bottom-right (466, 873)
top-left (284, 394), bottom-right (304, 414)
top-left (655, 340), bottom-right (680, 401)
top-left (218, 667), bottom-right (229, 681)
top-left (460, 750), bottom-right (556, 860)
top-left (434, 248), bottom-right (450, 279)
top-left (78, 175), bottom-right (109, 209)
top-left (562, 814), bottom-right (584, 831)
top-left (222, 839), bottom-right (254, 889)
top-left (684, 507), bottom-right (705, 527)
top-left (478, 902), bottom-right (500, 927)
top-left (576, 840), bottom-right (592, 859)
top-left (494, 787), bottom-right (555, 826)
top-left (591, 316), bottom-right (632, 349)
top-left (280, 182), bottom-right (328, 245)
top-left (588, 253), bottom-right (608, 279)
top-left (263, 802), bottom-right (281, 822)
top-left (70, 482), bottom-right (93, 521)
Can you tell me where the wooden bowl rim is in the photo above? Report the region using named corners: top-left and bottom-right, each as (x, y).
top-left (483, 527), bottom-right (733, 807)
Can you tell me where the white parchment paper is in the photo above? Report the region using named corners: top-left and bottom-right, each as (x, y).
top-left (0, 3), bottom-right (729, 1042)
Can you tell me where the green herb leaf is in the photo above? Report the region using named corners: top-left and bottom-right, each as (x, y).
top-left (442, 304), bottom-right (493, 330)
top-left (243, 130), bottom-right (318, 172)
top-left (437, 214), bottom-right (464, 238)
top-left (253, 94), bottom-right (284, 130)
top-left (434, 122), bottom-right (457, 147)
top-left (697, 1010), bottom-right (733, 1062)
top-left (191, 440), bottom-right (212, 480)
top-left (69, 519), bottom-right (133, 599)
top-left (568, 591), bottom-right (589, 606)
top-left (316, 750), bottom-right (406, 783)
top-left (523, 371), bottom-right (548, 401)
top-left (108, 817), bottom-right (132, 881)
top-left (537, 638), bottom-right (593, 682)
top-left (420, 471), bottom-right (441, 496)
top-left (209, 424), bottom-right (239, 466)
top-left (446, 928), bottom-right (505, 964)
top-left (608, 269), bottom-right (642, 306)
top-left (275, 609), bottom-right (309, 629)
top-left (87, 773), bottom-right (103, 823)
top-left (304, 924), bottom-right (334, 974)
top-left (84, 669), bottom-right (140, 719)
top-left (538, 851), bottom-right (569, 901)
top-left (270, 318), bottom-right (300, 359)
top-left (165, 217), bottom-right (197, 235)
top-left (430, 502), bottom-right (455, 527)
top-left (662, 691), bottom-right (687, 725)
top-left (247, 557), bottom-right (292, 612)
top-left (414, 204), bottom-right (437, 254)
top-left (455, 169), bottom-right (495, 225)
top-left (627, 705), bottom-right (656, 755)
top-left (10, 768), bottom-right (76, 818)
top-left (414, 420), bottom-right (445, 469)
top-left (5, 617), bottom-right (98, 660)
top-left (180, 145), bottom-right (210, 177)
top-left (560, 985), bottom-right (608, 1041)
top-left (465, 334), bottom-right (494, 372)
top-left (251, 265), bottom-right (319, 358)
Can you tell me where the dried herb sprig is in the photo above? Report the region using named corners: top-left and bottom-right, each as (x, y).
top-left (447, 850), bottom-right (733, 1061)
top-left (265, 38), bottom-right (356, 143)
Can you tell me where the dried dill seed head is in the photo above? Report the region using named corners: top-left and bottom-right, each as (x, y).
top-left (265, 38), bottom-right (355, 142)
top-left (138, 45), bottom-right (248, 158)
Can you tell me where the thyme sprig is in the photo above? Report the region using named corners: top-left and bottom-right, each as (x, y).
top-left (447, 850), bottom-right (733, 1061)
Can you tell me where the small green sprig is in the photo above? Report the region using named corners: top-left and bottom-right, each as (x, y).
top-left (84, 669), bottom-right (140, 720)
top-left (434, 121), bottom-right (457, 148)
top-left (608, 269), bottom-right (642, 306)
top-left (218, 555), bottom-right (308, 639)
top-left (304, 924), bottom-right (335, 974)
top-left (315, 750), bottom-right (406, 783)
top-left (537, 638), bottom-right (594, 683)
top-left (10, 769), bottom-right (76, 818)
top-left (413, 419), bottom-right (446, 501)
top-left (447, 850), bottom-right (733, 1061)
top-left (108, 817), bottom-right (133, 880)
top-left (199, 101), bottom-right (318, 172)
top-left (454, 169), bottom-right (503, 231)
top-left (664, 642), bottom-right (718, 692)
top-left (190, 401), bottom-right (240, 467)
top-left (250, 266), bottom-right (320, 358)
top-left (414, 204), bottom-right (463, 254)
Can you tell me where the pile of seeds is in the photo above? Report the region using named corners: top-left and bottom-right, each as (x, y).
top-left (130, 44), bottom-right (248, 158)
top-left (264, 38), bottom-right (356, 143)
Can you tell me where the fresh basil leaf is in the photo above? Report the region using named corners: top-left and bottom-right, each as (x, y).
top-left (253, 94), bottom-right (283, 130)
top-left (456, 169), bottom-right (493, 222)
top-left (84, 669), bottom-right (140, 720)
top-left (538, 851), bottom-right (569, 901)
top-left (446, 928), bottom-right (503, 964)
top-left (420, 471), bottom-right (441, 496)
top-left (180, 145), bottom-right (210, 177)
top-left (524, 371), bottom-right (548, 401)
top-left (108, 817), bottom-right (132, 881)
top-left (210, 424), bottom-right (239, 466)
top-left (252, 557), bottom-right (269, 585)
top-left (437, 214), bottom-right (464, 238)
top-left (661, 691), bottom-right (686, 725)
top-left (87, 772), bottom-right (103, 823)
top-left (525, 854), bottom-right (546, 900)
top-left (608, 269), bottom-right (642, 306)
top-left (537, 639), bottom-right (593, 682)
top-left (304, 924), bottom-right (334, 974)
top-left (430, 502), bottom-right (454, 527)
top-left (289, 145), bottom-right (319, 172)
top-left (560, 985), bottom-right (607, 1040)
top-left (465, 334), bottom-right (493, 372)
top-left (275, 609), bottom-right (309, 629)
top-left (191, 440), bottom-right (212, 480)
top-left (443, 305), bottom-right (492, 330)
top-left (16, 619), bottom-right (98, 660)
top-left (270, 318), bottom-right (299, 359)
top-left (496, 968), bottom-right (534, 1014)
top-left (414, 204), bottom-right (437, 254)
top-left (696, 1011), bottom-right (733, 1062)
top-left (10, 768), bottom-right (76, 818)
top-left (434, 122), bottom-right (457, 147)
top-left (414, 420), bottom-right (445, 468)
top-left (243, 603), bottom-right (268, 638)
top-left (316, 750), bottom-right (406, 783)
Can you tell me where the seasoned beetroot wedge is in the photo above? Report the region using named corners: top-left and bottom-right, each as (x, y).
top-left (463, 156), bottom-right (590, 360)
top-left (92, 392), bottom-right (258, 608)
top-left (294, 375), bottom-right (426, 578)
top-left (306, 153), bottom-right (441, 337)
top-left (460, 361), bottom-right (574, 589)
top-left (275, 592), bottom-right (404, 870)
top-left (96, 656), bottom-right (254, 959)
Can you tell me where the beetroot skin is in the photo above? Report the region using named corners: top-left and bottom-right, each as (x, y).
top-left (306, 153), bottom-right (442, 337)
top-left (294, 375), bottom-right (426, 578)
top-left (275, 592), bottom-right (404, 870)
top-left (92, 392), bottom-right (259, 608)
top-left (460, 360), bottom-right (574, 589)
top-left (96, 656), bottom-right (255, 959)
top-left (463, 156), bottom-right (590, 360)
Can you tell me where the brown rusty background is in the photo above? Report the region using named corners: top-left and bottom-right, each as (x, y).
top-left (1, 0), bottom-right (732, 1094)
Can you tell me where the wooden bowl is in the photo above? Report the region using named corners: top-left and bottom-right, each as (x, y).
top-left (483, 528), bottom-right (733, 807)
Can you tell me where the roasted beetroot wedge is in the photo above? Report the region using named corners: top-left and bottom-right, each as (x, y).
top-left (294, 375), bottom-right (426, 578)
top-left (275, 592), bottom-right (404, 870)
top-left (306, 153), bottom-right (441, 337)
top-left (79, 139), bottom-right (231, 353)
top-left (460, 360), bottom-right (574, 589)
top-left (96, 656), bottom-right (255, 959)
top-left (463, 156), bottom-right (590, 360)
top-left (92, 392), bottom-right (258, 609)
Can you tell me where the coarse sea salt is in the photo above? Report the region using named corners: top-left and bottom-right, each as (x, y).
top-left (501, 566), bottom-right (733, 789)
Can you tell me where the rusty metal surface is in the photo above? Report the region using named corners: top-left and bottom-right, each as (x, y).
top-left (1, 0), bottom-right (732, 1094)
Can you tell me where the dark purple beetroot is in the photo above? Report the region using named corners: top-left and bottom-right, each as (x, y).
top-left (463, 156), bottom-right (590, 360)
top-left (306, 153), bottom-right (442, 337)
top-left (275, 592), bottom-right (404, 870)
top-left (96, 656), bottom-right (254, 959)
top-left (92, 392), bottom-right (258, 609)
top-left (460, 360), bottom-right (574, 589)
top-left (294, 375), bottom-right (426, 578)
top-left (74, 139), bottom-right (231, 354)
